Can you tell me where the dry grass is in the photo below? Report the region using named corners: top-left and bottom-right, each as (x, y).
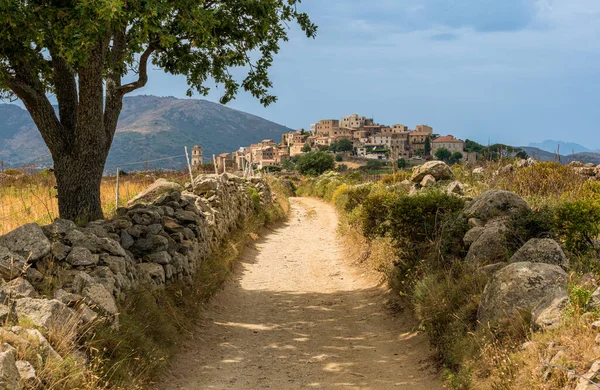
top-left (0, 170), bottom-right (188, 235)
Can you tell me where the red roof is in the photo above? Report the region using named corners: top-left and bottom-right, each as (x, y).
top-left (433, 135), bottom-right (463, 143)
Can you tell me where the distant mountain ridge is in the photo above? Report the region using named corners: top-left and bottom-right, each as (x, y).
top-left (528, 140), bottom-right (599, 155)
top-left (0, 95), bottom-right (293, 171)
top-left (521, 146), bottom-right (600, 165)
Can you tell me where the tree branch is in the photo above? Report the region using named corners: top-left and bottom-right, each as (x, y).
top-left (117, 45), bottom-right (155, 95)
top-left (50, 48), bottom-right (78, 136)
top-left (4, 74), bottom-right (65, 154)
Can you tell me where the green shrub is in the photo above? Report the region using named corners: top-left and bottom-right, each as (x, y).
top-left (333, 183), bottom-right (374, 214)
top-left (295, 152), bottom-right (335, 176)
top-left (505, 207), bottom-right (556, 253)
top-left (554, 199), bottom-right (600, 255)
top-left (246, 187), bottom-right (261, 209)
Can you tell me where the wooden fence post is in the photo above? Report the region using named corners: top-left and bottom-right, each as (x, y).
top-left (184, 146), bottom-right (195, 192)
top-left (115, 168), bottom-right (120, 209)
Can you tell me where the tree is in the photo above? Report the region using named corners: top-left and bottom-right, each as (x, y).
top-left (337, 138), bottom-right (353, 152)
top-left (397, 158), bottom-right (407, 169)
top-left (281, 159), bottom-right (295, 172)
top-left (299, 128), bottom-right (307, 136)
top-left (0, 1), bottom-right (316, 222)
top-left (424, 136), bottom-right (432, 156)
top-left (435, 148), bottom-right (452, 162)
top-left (449, 152), bottom-right (463, 165)
top-left (301, 143), bottom-right (312, 153)
top-left (516, 150), bottom-right (529, 159)
top-left (318, 145), bottom-right (329, 152)
top-left (335, 154), bottom-right (343, 162)
top-left (295, 152), bottom-right (335, 176)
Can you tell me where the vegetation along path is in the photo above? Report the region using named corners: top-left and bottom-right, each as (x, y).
top-left (152, 198), bottom-right (442, 389)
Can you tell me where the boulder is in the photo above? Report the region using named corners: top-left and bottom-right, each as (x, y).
top-left (0, 344), bottom-right (20, 390)
top-left (0, 248), bottom-right (28, 281)
top-left (463, 227), bottom-right (485, 247)
top-left (531, 289), bottom-right (568, 330)
top-left (65, 247), bottom-right (99, 267)
top-left (10, 327), bottom-right (62, 363)
top-left (464, 190), bottom-right (530, 223)
top-left (509, 238), bottom-right (569, 269)
top-left (477, 262), bottom-right (568, 326)
top-left (411, 161), bottom-right (453, 183)
top-left (193, 177), bottom-right (220, 195)
top-left (14, 298), bottom-right (73, 331)
top-left (50, 242), bottom-right (71, 261)
top-left (130, 235), bottom-right (169, 255)
top-left (465, 220), bottom-right (509, 265)
top-left (0, 223), bottom-right (51, 262)
top-left (126, 179), bottom-right (183, 206)
top-left (472, 167), bottom-right (485, 175)
top-left (420, 175), bottom-right (436, 188)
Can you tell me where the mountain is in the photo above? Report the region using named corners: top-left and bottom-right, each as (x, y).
top-left (0, 95), bottom-right (293, 171)
top-left (528, 140), bottom-right (599, 155)
top-left (521, 147), bottom-right (600, 165)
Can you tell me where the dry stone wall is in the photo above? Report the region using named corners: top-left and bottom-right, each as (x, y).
top-left (0, 173), bottom-right (273, 331)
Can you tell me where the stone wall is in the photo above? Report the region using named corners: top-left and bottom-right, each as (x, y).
top-left (0, 173), bottom-right (273, 331)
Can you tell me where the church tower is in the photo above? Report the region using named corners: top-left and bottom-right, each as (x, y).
top-left (192, 145), bottom-right (203, 166)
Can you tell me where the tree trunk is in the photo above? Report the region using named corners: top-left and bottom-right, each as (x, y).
top-left (53, 144), bottom-right (109, 223)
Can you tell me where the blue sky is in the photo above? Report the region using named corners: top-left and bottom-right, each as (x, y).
top-left (130, 0), bottom-right (600, 148)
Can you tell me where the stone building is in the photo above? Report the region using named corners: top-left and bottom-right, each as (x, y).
top-left (340, 114), bottom-right (373, 129)
top-left (191, 145), bottom-right (203, 166)
top-left (432, 135), bottom-right (465, 154)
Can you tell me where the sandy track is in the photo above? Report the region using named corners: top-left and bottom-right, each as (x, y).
top-left (151, 197), bottom-right (442, 389)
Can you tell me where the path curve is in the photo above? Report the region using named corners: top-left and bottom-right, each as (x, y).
top-left (152, 197), bottom-right (442, 389)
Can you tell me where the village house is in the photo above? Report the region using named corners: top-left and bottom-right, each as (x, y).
top-left (432, 135), bottom-right (465, 154)
top-left (191, 145), bottom-right (203, 166)
top-left (315, 119), bottom-right (339, 137)
top-left (290, 143), bottom-right (307, 157)
top-left (281, 131), bottom-right (308, 147)
top-left (408, 132), bottom-right (431, 155)
top-left (340, 114), bottom-right (374, 129)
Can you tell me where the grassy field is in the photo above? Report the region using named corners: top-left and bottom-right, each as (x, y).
top-left (0, 169), bottom-right (189, 235)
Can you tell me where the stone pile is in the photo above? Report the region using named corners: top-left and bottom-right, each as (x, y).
top-left (462, 190), bottom-right (570, 330)
top-left (0, 173), bottom-right (273, 387)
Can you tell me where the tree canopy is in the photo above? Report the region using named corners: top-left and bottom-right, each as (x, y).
top-left (0, 0), bottom-right (316, 221)
top-left (295, 152), bottom-right (335, 176)
top-left (435, 147), bottom-right (452, 162)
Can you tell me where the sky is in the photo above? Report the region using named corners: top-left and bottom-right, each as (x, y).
top-left (128, 0), bottom-right (600, 149)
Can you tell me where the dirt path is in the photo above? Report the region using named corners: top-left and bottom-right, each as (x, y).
top-left (152, 198), bottom-right (442, 389)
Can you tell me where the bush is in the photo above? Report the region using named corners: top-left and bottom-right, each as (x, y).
top-left (335, 154), bottom-right (343, 162)
top-left (295, 152), bottom-right (335, 176)
top-left (554, 198), bottom-right (600, 255)
top-left (332, 183), bottom-right (374, 214)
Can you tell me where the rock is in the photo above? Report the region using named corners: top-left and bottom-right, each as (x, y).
top-left (15, 360), bottom-right (36, 384)
top-left (66, 247), bottom-right (99, 267)
top-left (464, 227), bottom-right (485, 247)
top-left (130, 235), bottom-right (169, 255)
top-left (136, 263), bottom-right (166, 287)
top-left (77, 303), bottom-right (98, 324)
top-left (576, 361), bottom-right (600, 389)
top-left (193, 177), bottom-right (219, 195)
top-left (0, 247), bottom-right (28, 281)
top-left (14, 298), bottom-right (73, 331)
top-left (411, 161), bottom-right (453, 183)
top-left (10, 327), bottom-right (62, 363)
top-left (0, 344), bottom-right (20, 390)
top-left (82, 284), bottom-right (118, 315)
top-left (447, 181), bottom-right (465, 195)
top-left (478, 262), bottom-right (568, 326)
top-left (0, 305), bottom-right (11, 323)
top-left (0, 278), bottom-right (37, 302)
top-left (531, 289), bottom-right (569, 330)
top-left (0, 223), bottom-right (51, 262)
top-left (472, 167), bottom-right (485, 175)
top-left (595, 334), bottom-right (600, 345)
top-left (174, 210), bottom-right (198, 223)
top-left (41, 218), bottom-right (77, 239)
top-left (51, 242), bottom-right (71, 261)
top-left (420, 175), bottom-right (436, 188)
top-left (468, 218), bottom-right (483, 228)
top-left (477, 263), bottom-right (507, 277)
top-left (592, 321), bottom-right (600, 331)
top-left (127, 179), bottom-right (184, 206)
top-left (128, 208), bottom-right (161, 226)
top-left (465, 219), bottom-right (509, 265)
top-left (516, 159), bottom-right (528, 168)
top-left (144, 251), bottom-right (171, 265)
top-left (509, 238), bottom-right (569, 269)
top-left (53, 290), bottom-right (83, 306)
top-left (590, 288), bottom-right (600, 310)
top-left (498, 164), bottom-right (514, 175)
top-left (120, 230), bottom-right (134, 250)
top-left (464, 190), bottom-right (531, 223)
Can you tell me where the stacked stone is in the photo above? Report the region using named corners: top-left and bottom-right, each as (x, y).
top-left (0, 173), bottom-right (272, 332)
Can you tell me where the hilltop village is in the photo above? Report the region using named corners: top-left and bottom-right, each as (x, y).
top-left (196, 114), bottom-right (476, 171)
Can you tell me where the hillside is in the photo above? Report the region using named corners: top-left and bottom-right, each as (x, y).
top-left (521, 146), bottom-right (600, 165)
top-left (0, 95), bottom-right (293, 171)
